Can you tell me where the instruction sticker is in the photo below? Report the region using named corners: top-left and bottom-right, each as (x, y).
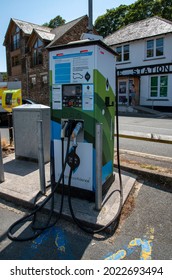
top-left (52, 85), bottom-right (62, 110)
top-left (52, 47), bottom-right (94, 85)
top-left (82, 84), bottom-right (94, 111)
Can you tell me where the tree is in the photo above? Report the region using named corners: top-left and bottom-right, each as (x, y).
top-left (124, 0), bottom-right (156, 25)
top-left (43, 15), bottom-right (66, 28)
top-left (95, 5), bottom-right (129, 37)
top-left (160, 0), bottom-right (172, 19)
top-left (2, 73), bottom-right (7, 81)
top-left (94, 0), bottom-right (172, 37)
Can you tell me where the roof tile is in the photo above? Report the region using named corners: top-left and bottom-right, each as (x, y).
top-left (104, 16), bottom-right (172, 46)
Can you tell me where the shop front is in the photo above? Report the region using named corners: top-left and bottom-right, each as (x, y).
top-left (116, 62), bottom-right (172, 110)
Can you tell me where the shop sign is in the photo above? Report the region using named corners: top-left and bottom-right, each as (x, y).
top-left (117, 63), bottom-right (172, 76)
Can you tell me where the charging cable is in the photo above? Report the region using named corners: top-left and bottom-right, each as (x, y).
top-left (67, 97), bottom-right (123, 234)
top-left (7, 124), bottom-right (72, 241)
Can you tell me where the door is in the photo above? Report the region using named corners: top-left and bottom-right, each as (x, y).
top-left (118, 80), bottom-right (128, 105)
top-left (118, 79), bottom-right (134, 106)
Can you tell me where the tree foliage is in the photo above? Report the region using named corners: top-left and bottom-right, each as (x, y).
top-left (2, 72), bottom-right (7, 81)
top-left (43, 15), bottom-right (66, 28)
top-left (95, 0), bottom-right (172, 37)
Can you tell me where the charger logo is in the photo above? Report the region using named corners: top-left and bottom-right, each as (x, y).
top-left (56, 53), bottom-right (64, 57)
top-left (80, 50), bottom-right (88, 53)
top-left (73, 73), bottom-right (83, 79)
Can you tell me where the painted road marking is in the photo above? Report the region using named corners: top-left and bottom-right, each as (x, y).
top-left (32, 226), bottom-right (66, 253)
top-left (104, 226), bottom-right (154, 260)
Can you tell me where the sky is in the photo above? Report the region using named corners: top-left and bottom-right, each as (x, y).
top-left (0, 0), bottom-right (134, 72)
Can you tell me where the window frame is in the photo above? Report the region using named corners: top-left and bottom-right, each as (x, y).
top-left (150, 75), bottom-right (168, 99)
top-left (30, 76), bottom-right (36, 88)
top-left (32, 38), bottom-right (44, 66)
top-left (42, 75), bottom-right (48, 84)
top-left (11, 55), bottom-right (21, 67)
top-left (146, 37), bottom-right (164, 59)
top-left (116, 44), bottom-right (130, 63)
top-left (11, 26), bottom-right (20, 51)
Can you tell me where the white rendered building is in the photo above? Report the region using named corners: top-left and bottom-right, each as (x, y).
top-left (104, 16), bottom-right (172, 111)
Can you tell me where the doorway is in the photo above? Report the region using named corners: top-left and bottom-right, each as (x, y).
top-left (118, 78), bottom-right (140, 106)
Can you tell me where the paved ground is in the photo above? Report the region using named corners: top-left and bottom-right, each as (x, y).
top-left (0, 177), bottom-right (171, 260)
top-left (0, 153), bottom-right (135, 231)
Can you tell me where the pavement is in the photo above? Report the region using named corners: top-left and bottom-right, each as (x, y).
top-left (0, 153), bottom-right (136, 232)
top-left (114, 150), bottom-right (172, 186)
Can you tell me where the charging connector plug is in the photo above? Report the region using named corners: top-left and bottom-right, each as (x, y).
top-left (72, 122), bottom-right (83, 138)
top-left (61, 122), bottom-right (68, 139)
top-left (72, 122), bottom-right (83, 146)
top-left (65, 120), bottom-right (76, 138)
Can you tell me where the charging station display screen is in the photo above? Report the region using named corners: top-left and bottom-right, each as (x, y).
top-left (62, 84), bottom-right (82, 107)
top-left (63, 84), bottom-right (82, 96)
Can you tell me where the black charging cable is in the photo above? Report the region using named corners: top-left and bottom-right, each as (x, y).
top-left (31, 137), bottom-right (66, 232)
top-left (7, 134), bottom-right (71, 241)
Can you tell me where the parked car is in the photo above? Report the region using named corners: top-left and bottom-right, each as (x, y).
top-left (21, 98), bottom-right (38, 105)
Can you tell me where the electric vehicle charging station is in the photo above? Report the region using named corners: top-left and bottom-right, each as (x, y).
top-left (49, 39), bottom-right (117, 206)
top-left (6, 0), bottom-right (129, 240)
top-left (7, 39), bottom-right (128, 241)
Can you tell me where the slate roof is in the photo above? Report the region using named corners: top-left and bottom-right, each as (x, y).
top-left (31, 29), bottom-right (55, 42)
top-left (104, 16), bottom-right (172, 46)
top-left (47, 15), bottom-right (87, 47)
top-left (12, 18), bottom-right (52, 35)
top-left (4, 15), bottom-right (87, 46)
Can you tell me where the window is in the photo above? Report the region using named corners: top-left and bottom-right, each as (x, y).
top-left (42, 75), bottom-right (48, 84)
top-left (12, 55), bottom-right (20, 67)
top-left (147, 40), bottom-right (154, 58)
top-left (156, 38), bottom-right (164, 56)
top-left (116, 46), bottom-right (122, 62)
top-left (11, 26), bottom-right (20, 50)
top-left (118, 80), bottom-right (128, 104)
top-left (150, 76), bottom-right (168, 98)
top-left (146, 38), bottom-right (164, 58)
top-left (124, 45), bottom-right (130, 61)
top-left (30, 76), bottom-right (36, 86)
top-left (116, 44), bottom-right (130, 62)
top-left (32, 38), bottom-right (43, 66)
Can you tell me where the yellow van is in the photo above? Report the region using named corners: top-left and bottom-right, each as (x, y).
top-left (0, 87), bottom-right (7, 107)
top-left (2, 89), bottom-right (22, 112)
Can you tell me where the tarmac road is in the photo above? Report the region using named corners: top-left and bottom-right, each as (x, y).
top-left (118, 115), bottom-right (172, 159)
top-left (119, 116), bottom-right (172, 137)
top-left (0, 178), bottom-right (171, 260)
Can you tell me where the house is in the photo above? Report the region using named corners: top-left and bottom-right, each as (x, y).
top-left (3, 15), bottom-right (93, 105)
top-left (104, 16), bottom-right (172, 111)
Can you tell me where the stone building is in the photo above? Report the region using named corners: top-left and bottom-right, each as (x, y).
top-left (4, 15), bottom-right (94, 105)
